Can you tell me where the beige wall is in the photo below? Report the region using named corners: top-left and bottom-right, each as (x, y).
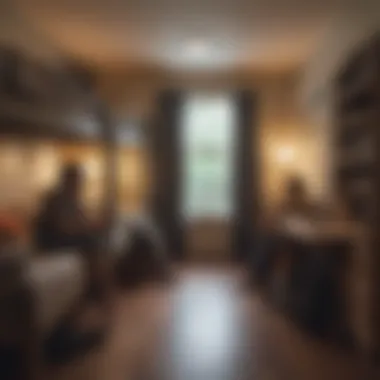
top-left (0, 139), bottom-right (61, 217)
top-left (0, 139), bottom-right (104, 217)
top-left (258, 74), bottom-right (321, 208)
top-left (97, 68), bottom-right (320, 212)
top-left (1, 1), bottom-right (378, 214)
top-left (0, 2), bottom-right (326, 215)
top-left (0, 138), bottom-right (146, 222)
top-left (0, 67), bottom-right (327, 221)
top-left (117, 146), bottom-right (149, 214)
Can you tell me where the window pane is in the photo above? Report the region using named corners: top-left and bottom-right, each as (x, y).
top-left (181, 94), bottom-right (236, 219)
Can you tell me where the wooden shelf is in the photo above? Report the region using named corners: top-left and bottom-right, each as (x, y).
top-left (334, 31), bottom-right (380, 356)
top-left (336, 38), bottom-right (374, 89)
top-left (337, 138), bottom-right (375, 164)
top-left (338, 109), bottom-right (376, 130)
top-left (346, 179), bottom-right (373, 197)
top-left (0, 47), bottom-right (103, 142)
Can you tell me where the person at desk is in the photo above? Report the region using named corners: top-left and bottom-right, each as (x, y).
top-left (254, 177), bottom-right (349, 336)
top-left (253, 176), bottom-right (317, 286)
top-left (274, 176), bottom-right (318, 228)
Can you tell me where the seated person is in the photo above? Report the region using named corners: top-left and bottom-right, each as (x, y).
top-left (254, 176), bottom-right (317, 284)
top-left (33, 163), bottom-right (100, 252)
top-left (267, 176), bottom-right (318, 231)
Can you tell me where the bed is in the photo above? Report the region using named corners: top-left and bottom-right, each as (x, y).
top-left (25, 250), bottom-right (87, 334)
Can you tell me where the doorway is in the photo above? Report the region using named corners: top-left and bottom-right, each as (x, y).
top-left (180, 93), bottom-right (237, 261)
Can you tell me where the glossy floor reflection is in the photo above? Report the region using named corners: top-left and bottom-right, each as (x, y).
top-left (160, 272), bottom-right (248, 380)
top-left (140, 268), bottom-right (367, 380)
top-left (48, 267), bottom-right (371, 380)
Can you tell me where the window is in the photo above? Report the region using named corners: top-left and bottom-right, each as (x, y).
top-left (181, 94), bottom-right (236, 220)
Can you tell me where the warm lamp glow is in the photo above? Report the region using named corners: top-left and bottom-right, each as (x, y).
top-left (276, 146), bottom-right (295, 164)
top-left (84, 157), bottom-right (101, 180)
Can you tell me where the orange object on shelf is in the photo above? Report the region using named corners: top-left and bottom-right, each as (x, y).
top-left (0, 214), bottom-right (25, 238)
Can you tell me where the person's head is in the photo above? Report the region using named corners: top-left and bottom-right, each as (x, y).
top-left (59, 163), bottom-right (83, 197)
top-left (285, 176), bottom-right (308, 203)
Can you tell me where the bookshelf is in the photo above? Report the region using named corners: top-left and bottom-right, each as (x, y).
top-left (335, 32), bottom-right (380, 357)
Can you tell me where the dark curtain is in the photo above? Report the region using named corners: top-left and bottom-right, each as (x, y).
top-left (150, 90), bottom-right (184, 260)
top-left (233, 90), bottom-right (258, 261)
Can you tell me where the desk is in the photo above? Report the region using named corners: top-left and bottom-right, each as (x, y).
top-left (270, 221), bottom-right (371, 348)
top-left (277, 220), bottom-right (361, 244)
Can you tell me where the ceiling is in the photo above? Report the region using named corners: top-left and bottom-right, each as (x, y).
top-left (10, 0), bottom-right (358, 72)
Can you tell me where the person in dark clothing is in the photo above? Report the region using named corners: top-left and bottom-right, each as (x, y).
top-left (275, 176), bottom-right (318, 222)
top-left (253, 176), bottom-right (316, 287)
top-left (34, 163), bottom-right (99, 252)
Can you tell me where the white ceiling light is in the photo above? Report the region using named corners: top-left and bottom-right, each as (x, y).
top-left (160, 38), bottom-right (235, 70)
top-left (183, 40), bottom-right (209, 59)
top-left (177, 39), bottom-right (221, 68)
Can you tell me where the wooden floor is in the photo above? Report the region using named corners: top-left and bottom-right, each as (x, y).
top-left (45, 267), bottom-right (374, 380)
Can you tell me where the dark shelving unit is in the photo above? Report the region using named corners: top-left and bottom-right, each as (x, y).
top-left (334, 32), bottom-right (380, 356)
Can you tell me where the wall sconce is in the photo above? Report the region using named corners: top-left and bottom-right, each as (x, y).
top-left (276, 146), bottom-right (295, 165)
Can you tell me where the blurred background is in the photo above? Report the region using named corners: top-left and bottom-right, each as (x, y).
top-left (0, 0), bottom-right (379, 379)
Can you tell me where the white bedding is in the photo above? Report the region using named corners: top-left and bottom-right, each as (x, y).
top-left (25, 251), bottom-right (87, 334)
